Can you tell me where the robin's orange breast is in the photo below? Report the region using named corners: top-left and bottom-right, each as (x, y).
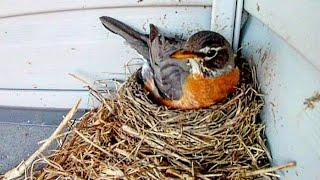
top-left (160, 68), bottom-right (240, 109)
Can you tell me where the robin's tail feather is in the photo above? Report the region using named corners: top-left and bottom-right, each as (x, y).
top-left (99, 16), bottom-right (150, 60)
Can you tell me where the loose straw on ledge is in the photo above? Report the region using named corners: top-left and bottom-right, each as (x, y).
top-left (2, 99), bottom-right (81, 180)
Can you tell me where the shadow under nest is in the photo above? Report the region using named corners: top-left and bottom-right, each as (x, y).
top-left (29, 58), bottom-right (274, 179)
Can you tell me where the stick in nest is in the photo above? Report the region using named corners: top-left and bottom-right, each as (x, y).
top-left (245, 162), bottom-right (296, 177)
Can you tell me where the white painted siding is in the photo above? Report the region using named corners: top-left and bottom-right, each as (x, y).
top-left (241, 0), bottom-right (320, 178)
top-left (0, 1), bottom-right (212, 108)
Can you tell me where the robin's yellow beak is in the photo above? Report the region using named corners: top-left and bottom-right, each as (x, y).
top-left (170, 50), bottom-right (203, 60)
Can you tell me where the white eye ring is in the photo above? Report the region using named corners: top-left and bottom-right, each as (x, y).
top-left (199, 46), bottom-right (226, 60)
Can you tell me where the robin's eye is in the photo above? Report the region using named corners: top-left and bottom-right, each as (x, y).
top-left (207, 49), bottom-right (217, 57)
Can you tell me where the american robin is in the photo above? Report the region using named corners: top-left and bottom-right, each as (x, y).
top-left (100, 16), bottom-right (240, 109)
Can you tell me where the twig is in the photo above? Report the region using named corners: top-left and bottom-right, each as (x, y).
top-left (68, 73), bottom-right (107, 104)
top-left (68, 73), bottom-right (92, 87)
top-left (3, 99), bottom-right (81, 180)
top-left (74, 129), bottom-right (114, 157)
top-left (245, 162), bottom-right (296, 176)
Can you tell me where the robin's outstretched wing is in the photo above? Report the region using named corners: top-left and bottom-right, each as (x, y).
top-left (99, 17), bottom-right (189, 100)
top-left (99, 16), bottom-right (149, 60)
top-left (148, 24), bottom-right (189, 100)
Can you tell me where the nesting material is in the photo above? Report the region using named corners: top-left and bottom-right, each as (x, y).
top-left (24, 59), bottom-right (284, 179)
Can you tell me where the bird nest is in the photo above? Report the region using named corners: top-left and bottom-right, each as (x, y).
top-left (3, 59), bottom-right (296, 180)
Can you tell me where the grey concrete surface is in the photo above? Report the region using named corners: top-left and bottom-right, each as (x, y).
top-left (0, 122), bottom-right (56, 173)
top-left (0, 107), bottom-right (85, 173)
top-left (0, 106), bottom-right (85, 125)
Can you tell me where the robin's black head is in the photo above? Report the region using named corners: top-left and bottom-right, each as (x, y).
top-left (170, 31), bottom-right (234, 70)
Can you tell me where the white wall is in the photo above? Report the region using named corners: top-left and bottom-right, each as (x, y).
top-left (0, 1), bottom-right (212, 109)
top-left (241, 0), bottom-right (320, 179)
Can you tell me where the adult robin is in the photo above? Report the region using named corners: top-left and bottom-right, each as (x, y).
top-left (100, 16), bottom-right (240, 109)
